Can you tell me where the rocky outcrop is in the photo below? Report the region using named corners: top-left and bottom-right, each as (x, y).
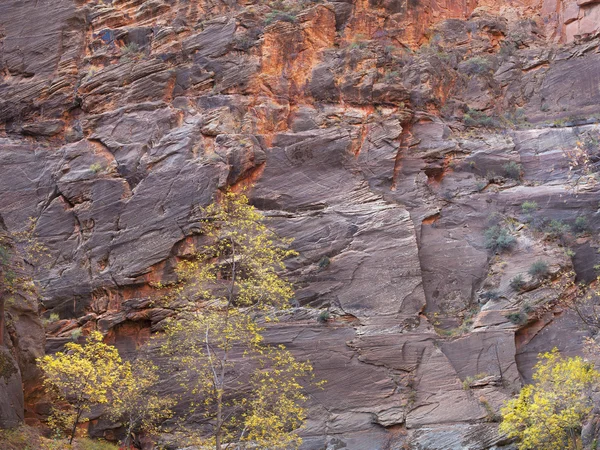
top-left (0, 218), bottom-right (45, 427)
top-left (3, 0), bottom-right (600, 448)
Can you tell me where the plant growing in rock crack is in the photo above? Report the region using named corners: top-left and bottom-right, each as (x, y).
top-left (574, 216), bottom-right (589, 234)
top-left (521, 201), bottom-right (539, 215)
top-left (317, 310), bottom-right (330, 323)
top-left (544, 219), bottom-right (570, 243)
top-left (264, 10), bottom-right (297, 25)
top-left (503, 161), bottom-right (523, 180)
top-left (528, 260), bottom-right (549, 280)
top-left (158, 190), bottom-right (320, 450)
top-left (89, 163), bottom-right (103, 174)
top-left (120, 42), bottom-right (142, 58)
top-left (484, 225), bottom-right (516, 253)
top-left (463, 109), bottom-right (499, 128)
top-left (506, 311), bottom-right (527, 325)
top-left (510, 274), bottom-right (526, 292)
top-left (480, 290), bottom-right (500, 302)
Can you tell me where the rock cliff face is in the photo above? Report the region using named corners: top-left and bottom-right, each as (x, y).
top-left (2, 0), bottom-right (600, 448)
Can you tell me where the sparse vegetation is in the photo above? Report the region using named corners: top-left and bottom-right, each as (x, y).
top-left (484, 225), bottom-right (516, 253)
top-left (460, 56), bottom-right (493, 75)
top-left (317, 310), bottom-right (330, 323)
top-left (462, 373), bottom-right (489, 390)
top-left (521, 201), bottom-right (539, 214)
top-left (463, 109), bottom-right (500, 128)
top-left (506, 311), bottom-right (527, 325)
top-left (528, 260), bottom-right (549, 280)
top-left (265, 10), bottom-right (297, 25)
top-left (481, 290), bottom-right (500, 302)
top-left (42, 312), bottom-right (60, 326)
top-left (510, 274), bottom-right (525, 291)
top-left (544, 219), bottom-right (570, 242)
top-left (574, 215), bottom-right (589, 233)
top-left (89, 163), bottom-right (103, 174)
top-left (120, 42), bottom-right (140, 56)
top-left (503, 161), bottom-right (523, 180)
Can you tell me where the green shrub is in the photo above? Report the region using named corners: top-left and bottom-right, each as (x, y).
top-left (71, 328), bottom-right (82, 341)
top-left (510, 274), bottom-right (525, 291)
top-left (484, 225), bottom-right (516, 252)
top-left (89, 163), bottom-right (103, 174)
top-left (574, 216), bottom-right (589, 233)
top-left (544, 219), bottom-right (570, 241)
top-left (121, 42), bottom-right (140, 55)
top-left (503, 161), bottom-right (522, 180)
top-left (463, 109), bottom-right (499, 128)
top-left (528, 260), bottom-right (549, 279)
top-left (265, 10), bottom-right (297, 24)
top-left (481, 291), bottom-right (500, 301)
top-left (521, 201), bottom-right (539, 214)
top-left (506, 311), bottom-right (526, 325)
top-left (461, 56), bottom-right (492, 75)
top-left (42, 312), bottom-right (60, 326)
top-left (317, 310), bottom-right (330, 323)
top-left (318, 256), bottom-right (330, 270)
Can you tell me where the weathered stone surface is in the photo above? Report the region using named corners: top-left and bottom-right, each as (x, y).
top-left (4, 0), bottom-right (600, 448)
top-left (0, 346), bottom-right (23, 428)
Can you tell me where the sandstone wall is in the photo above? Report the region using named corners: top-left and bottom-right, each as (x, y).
top-left (2, 0), bottom-right (600, 448)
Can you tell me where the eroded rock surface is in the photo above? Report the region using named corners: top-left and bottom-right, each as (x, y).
top-left (2, 0), bottom-right (600, 448)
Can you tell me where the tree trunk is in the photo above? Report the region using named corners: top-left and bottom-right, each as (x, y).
top-left (69, 408), bottom-right (82, 444)
top-left (216, 387), bottom-right (223, 450)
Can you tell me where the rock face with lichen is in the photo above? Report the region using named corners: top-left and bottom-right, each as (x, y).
top-left (3, 0), bottom-right (600, 448)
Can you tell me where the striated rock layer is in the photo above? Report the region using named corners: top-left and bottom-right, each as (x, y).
top-left (2, 0), bottom-right (600, 448)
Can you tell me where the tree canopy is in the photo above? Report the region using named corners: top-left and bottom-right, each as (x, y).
top-left (500, 348), bottom-right (600, 449)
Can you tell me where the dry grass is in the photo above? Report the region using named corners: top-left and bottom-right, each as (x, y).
top-left (0, 425), bottom-right (118, 450)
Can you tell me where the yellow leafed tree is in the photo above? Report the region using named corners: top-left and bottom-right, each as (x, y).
top-left (37, 331), bottom-right (129, 443)
top-left (159, 190), bottom-right (317, 450)
top-left (500, 348), bottom-right (600, 449)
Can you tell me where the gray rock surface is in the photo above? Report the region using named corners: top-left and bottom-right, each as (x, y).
top-left (3, 0), bottom-right (600, 448)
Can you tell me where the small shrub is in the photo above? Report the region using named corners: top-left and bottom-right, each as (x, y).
top-left (574, 216), bottom-right (589, 233)
top-left (42, 312), bottom-right (60, 326)
top-left (71, 328), bottom-right (82, 341)
top-left (317, 310), bottom-right (330, 323)
top-left (460, 56), bottom-right (492, 75)
top-left (463, 109), bottom-right (499, 128)
top-left (121, 42), bottom-right (140, 55)
top-left (528, 260), bottom-right (549, 279)
top-left (506, 311), bottom-right (526, 325)
top-left (521, 200), bottom-right (539, 214)
top-left (89, 163), bottom-right (103, 174)
top-left (510, 274), bottom-right (525, 291)
top-left (479, 395), bottom-right (500, 422)
top-left (544, 219), bottom-right (570, 241)
top-left (502, 161), bottom-right (522, 180)
top-left (484, 225), bottom-right (516, 252)
top-left (318, 256), bottom-right (330, 270)
top-left (481, 291), bottom-right (500, 302)
top-left (265, 10), bottom-right (297, 25)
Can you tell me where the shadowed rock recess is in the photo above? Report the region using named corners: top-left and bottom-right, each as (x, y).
top-left (3, 0), bottom-right (600, 448)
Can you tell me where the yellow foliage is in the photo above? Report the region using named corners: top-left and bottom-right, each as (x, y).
top-left (500, 348), bottom-right (600, 449)
top-left (159, 190), bottom-right (316, 450)
top-left (37, 331), bottom-right (129, 443)
top-left (109, 358), bottom-right (175, 446)
top-left (170, 190), bottom-right (297, 308)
